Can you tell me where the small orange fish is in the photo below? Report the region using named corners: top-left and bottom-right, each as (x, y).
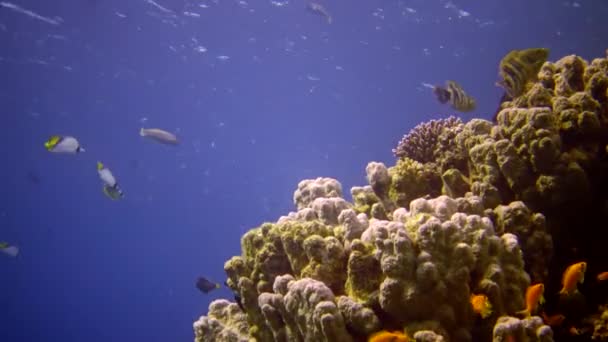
top-left (368, 330), bottom-right (409, 342)
top-left (518, 283), bottom-right (545, 317)
top-left (470, 294), bottom-right (493, 318)
top-left (569, 326), bottom-right (582, 335)
top-left (560, 262), bottom-right (586, 295)
top-left (597, 271), bottom-right (608, 281)
top-left (542, 312), bottom-right (565, 327)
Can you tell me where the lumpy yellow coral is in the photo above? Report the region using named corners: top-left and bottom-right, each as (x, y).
top-left (368, 330), bottom-right (409, 342)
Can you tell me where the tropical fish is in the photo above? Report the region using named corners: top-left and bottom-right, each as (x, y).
top-left (224, 280), bottom-right (245, 310)
top-left (518, 283), bottom-right (545, 317)
top-left (102, 185), bottom-right (123, 200)
top-left (597, 271), bottom-right (608, 281)
top-left (560, 261), bottom-right (586, 295)
top-left (44, 135), bottom-right (85, 153)
top-left (432, 80), bottom-right (476, 112)
top-left (140, 128), bottom-right (179, 145)
top-left (234, 293), bottom-right (245, 311)
top-left (368, 330), bottom-right (409, 342)
top-left (0, 242), bottom-right (19, 257)
top-left (542, 312), bottom-right (566, 327)
top-left (470, 293), bottom-right (493, 319)
top-left (306, 2), bottom-right (332, 24)
top-left (97, 162), bottom-right (123, 199)
top-left (196, 277), bottom-right (220, 294)
top-left (496, 48), bottom-right (549, 99)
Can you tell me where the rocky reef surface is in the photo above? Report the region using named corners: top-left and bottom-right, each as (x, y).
top-left (194, 50), bottom-right (608, 341)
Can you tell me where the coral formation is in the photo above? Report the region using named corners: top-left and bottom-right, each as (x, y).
top-left (194, 50), bottom-right (608, 342)
top-left (392, 116), bottom-right (463, 163)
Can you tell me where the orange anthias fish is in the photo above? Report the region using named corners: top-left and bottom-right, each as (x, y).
top-left (560, 262), bottom-right (587, 295)
top-left (518, 283), bottom-right (545, 317)
top-left (597, 271), bottom-right (608, 281)
top-left (470, 294), bottom-right (493, 319)
top-left (368, 330), bottom-right (409, 342)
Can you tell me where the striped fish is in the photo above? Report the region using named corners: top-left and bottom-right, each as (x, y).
top-left (433, 80), bottom-right (476, 112)
top-left (496, 48), bottom-right (549, 98)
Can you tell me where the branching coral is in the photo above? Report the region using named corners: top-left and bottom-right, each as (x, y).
top-left (393, 116), bottom-right (463, 163)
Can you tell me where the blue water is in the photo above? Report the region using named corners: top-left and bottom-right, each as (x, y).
top-left (1, 1), bottom-right (607, 341)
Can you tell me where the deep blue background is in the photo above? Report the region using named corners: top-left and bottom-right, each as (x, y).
top-left (1, 0), bottom-right (607, 341)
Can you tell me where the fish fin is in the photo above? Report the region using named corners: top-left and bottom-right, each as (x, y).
top-left (77, 146), bottom-right (85, 153)
top-left (139, 128), bottom-right (146, 137)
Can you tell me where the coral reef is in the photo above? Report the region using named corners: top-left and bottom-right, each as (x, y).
top-left (492, 316), bottom-right (553, 342)
top-left (194, 50), bottom-right (608, 342)
top-left (392, 116), bottom-right (463, 164)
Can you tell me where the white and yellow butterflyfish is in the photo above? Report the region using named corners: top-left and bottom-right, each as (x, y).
top-left (0, 242), bottom-right (19, 257)
top-left (44, 135), bottom-right (85, 153)
top-left (97, 162), bottom-right (123, 200)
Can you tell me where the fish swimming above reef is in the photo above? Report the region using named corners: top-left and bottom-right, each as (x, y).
top-left (44, 135), bottom-right (85, 153)
top-left (97, 162), bottom-right (123, 200)
top-left (306, 2), bottom-right (332, 24)
top-left (0, 242), bottom-right (19, 257)
top-left (140, 128), bottom-right (179, 145)
top-left (560, 261), bottom-right (586, 296)
top-left (431, 80), bottom-right (476, 112)
top-left (517, 283), bottom-right (545, 317)
top-left (196, 277), bottom-right (220, 294)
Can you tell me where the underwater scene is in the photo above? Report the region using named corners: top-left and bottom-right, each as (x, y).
top-left (1, 1), bottom-right (608, 342)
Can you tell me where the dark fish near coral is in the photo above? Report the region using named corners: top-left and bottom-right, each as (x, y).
top-left (196, 277), bottom-right (220, 294)
top-left (306, 2), bottom-right (332, 24)
top-left (496, 48), bottom-right (549, 98)
top-left (432, 80), bottom-right (476, 112)
top-left (234, 294), bottom-right (245, 311)
top-left (492, 48), bottom-right (549, 121)
top-left (223, 280), bottom-right (245, 310)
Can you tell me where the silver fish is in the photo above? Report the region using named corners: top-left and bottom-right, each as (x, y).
top-left (307, 2), bottom-right (332, 24)
top-left (140, 128), bottom-right (179, 145)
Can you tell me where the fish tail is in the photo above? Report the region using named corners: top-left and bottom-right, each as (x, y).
top-left (139, 128), bottom-right (146, 137)
top-left (77, 146), bottom-right (85, 153)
